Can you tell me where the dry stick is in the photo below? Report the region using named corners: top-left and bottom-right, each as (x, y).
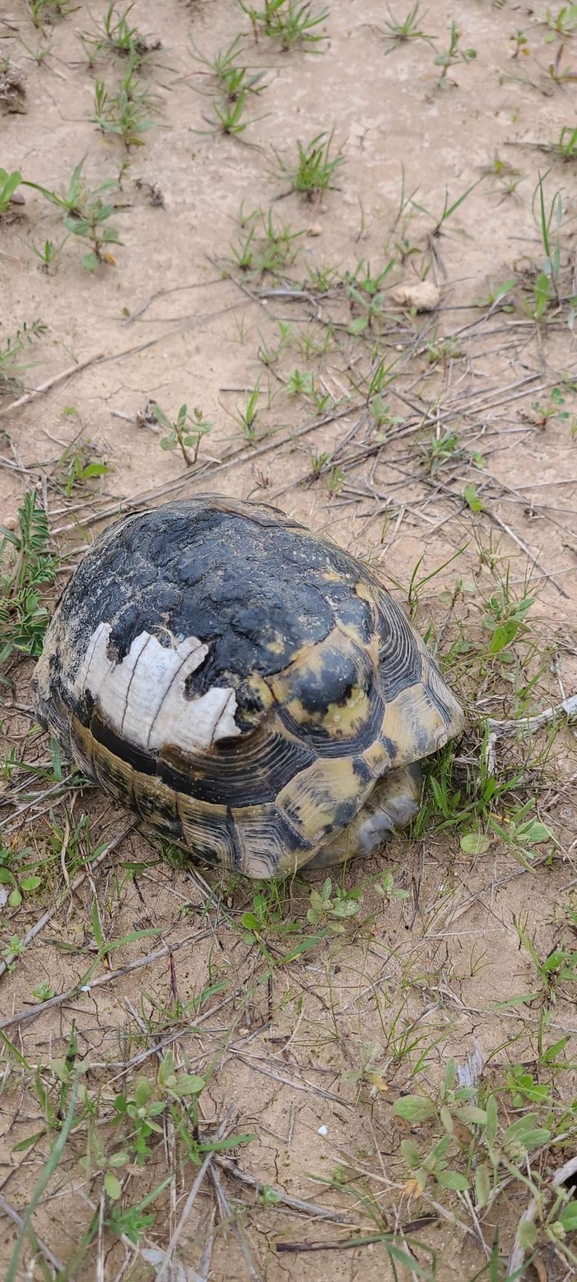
top-left (155, 1111), bottom-right (233, 1282)
top-left (210, 1161), bottom-right (264, 1282)
top-left (214, 1155), bottom-right (351, 1224)
top-left (275, 1220), bottom-right (437, 1253)
top-left (0, 823), bottom-right (136, 981)
top-left (0, 928), bottom-right (212, 1032)
top-left (0, 1192), bottom-right (65, 1275)
top-left (0, 353), bottom-right (106, 419)
top-left (508, 1153), bottom-right (577, 1276)
top-left (487, 693), bottom-right (577, 736)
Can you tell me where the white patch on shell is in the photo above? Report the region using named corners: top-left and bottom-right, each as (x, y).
top-left (73, 622), bottom-right (241, 752)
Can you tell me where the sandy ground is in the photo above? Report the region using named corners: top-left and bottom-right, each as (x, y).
top-left (2, 2), bottom-right (577, 1280)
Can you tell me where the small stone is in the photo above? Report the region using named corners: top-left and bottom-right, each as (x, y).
top-left (3, 515), bottom-right (17, 530)
top-left (390, 281), bottom-right (441, 312)
top-left (307, 224), bottom-right (322, 237)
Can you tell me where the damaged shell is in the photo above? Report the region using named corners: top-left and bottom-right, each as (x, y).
top-left (34, 495), bottom-right (464, 878)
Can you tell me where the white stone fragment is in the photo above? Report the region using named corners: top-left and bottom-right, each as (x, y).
top-left (74, 623), bottom-right (241, 752)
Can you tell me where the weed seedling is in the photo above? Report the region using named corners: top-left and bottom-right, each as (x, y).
top-left (434, 22), bottom-right (477, 85)
top-left (0, 169), bottom-right (23, 216)
top-left (230, 207), bottom-right (302, 273)
top-left (274, 130), bottom-right (344, 200)
top-left (0, 319), bottom-right (47, 391)
top-left (151, 403), bottom-right (213, 467)
top-left (81, 2), bottom-right (161, 67)
top-left (307, 878), bottom-right (362, 931)
top-left (509, 28), bottom-right (529, 58)
top-left (379, 3), bottom-right (436, 53)
top-left (200, 90), bottom-right (261, 138)
top-left (0, 493), bottom-right (59, 677)
top-left (23, 235), bottom-right (68, 274)
top-left (90, 61), bottom-right (158, 148)
top-left (26, 0), bottom-right (73, 27)
top-left (540, 4), bottom-right (577, 40)
top-left (238, 0), bottom-right (329, 52)
top-left (190, 36), bottom-right (267, 99)
top-left (24, 161), bottom-right (123, 269)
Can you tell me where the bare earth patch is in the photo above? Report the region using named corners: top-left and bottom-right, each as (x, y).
top-left (2, 2), bottom-right (577, 1280)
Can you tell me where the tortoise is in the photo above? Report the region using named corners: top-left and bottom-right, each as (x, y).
top-left (34, 495), bottom-right (464, 879)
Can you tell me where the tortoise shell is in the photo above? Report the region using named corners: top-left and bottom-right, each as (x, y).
top-left (34, 495), bottom-right (464, 878)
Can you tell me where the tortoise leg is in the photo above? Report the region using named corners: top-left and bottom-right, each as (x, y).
top-left (302, 763), bottom-right (422, 871)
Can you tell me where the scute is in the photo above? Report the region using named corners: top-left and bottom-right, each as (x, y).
top-left (34, 494), bottom-right (465, 878)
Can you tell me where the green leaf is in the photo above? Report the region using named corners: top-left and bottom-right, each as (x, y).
top-left (401, 1139), bottom-right (422, 1168)
top-left (105, 1171), bottom-right (122, 1201)
top-left (559, 1204), bottom-right (577, 1231)
top-left (488, 620), bottom-right (518, 654)
top-left (241, 912), bottom-right (261, 932)
top-left (460, 833), bottom-right (490, 856)
top-left (348, 317), bottom-right (368, 335)
top-left (80, 463), bottom-right (108, 479)
top-left (463, 484), bottom-right (484, 512)
top-left (168, 1074), bottom-right (205, 1097)
top-left (20, 876), bottom-right (42, 891)
top-left (0, 868), bottom-right (16, 885)
top-left (485, 1094), bottom-right (498, 1146)
top-left (12, 1129), bottom-right (46, 1152)
top-left (542, 1036), bottom-right (570, 1063)
top-left (82, 252), bottom-right (100, 272)
top-left (8, 889), bottom-right (22, 907)
top-left (198, 1132), bottom-right (255, 1153)
top-left (393, 1095), bottom-right (436, 1123)
top-left (436, 1168), bottom-right (469, 1191)
top-left (474, 1162), bottom-right (491, 1209)
top-left (455, 1105), bottom-right (488, 1126)
top-left (518, 1220), bottom-right (538, 1248)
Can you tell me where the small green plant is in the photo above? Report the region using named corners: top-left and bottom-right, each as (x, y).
top-left (190, 36), bottom-right (267, 99)
top-left (379, 3), bottom-right (435, 53)
top-left (0, 319), bottom-right (47, 391)
top-left (233, 385), bottom-right (261, 441)
top-left (539, 4), bottom-right (577, 40)
top-left (306, 878), bottom-right (362, 931)
top-left (90, 61), bottom-right (158, 147)
top-left (199, 89), bottom-right (262, 138)
top-left (24, 161), bottom-right (123, 270)
top-left (0, 493), bottom-right (58, 676)
top-left (482, 582), bottom-right (534, 655)
top-left (151, 402), bottom-right (213, 467)
top-left (230, 207), bottom-right (302, 273)
top-left (419, 428), bottom-right (462, 473)
top-left (0, 845), bottom-right (41, 908)
top-left (81, 2), bottom-right (161, 67)
top-left (274, 130), bottom-right (344, 199)
top-left (489, 804), bottom-right (554, 869)
top-left (509, 27), bottom-right (529, 58)
top-left (529, 176), bottom-right (564, 308)
top-left (53, 439), bottom-right (111, 497)
top-left (238, 0), bottom-right (328, 51)
top-left (22, 235), bottom-right (68, 274)
top-left (0, 168), bottom-right (23, 216)
top-left (434, 22), bottom-right (477, 85)
top-left (26, 0), bottom-right (73, 27)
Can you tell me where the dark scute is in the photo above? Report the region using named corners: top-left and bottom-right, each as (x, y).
top-left (289, 646), bottom-right (361, 716)
top-left (335, 595), bottom-right (374, 642)
top-left (376, 593), bottom-right (422, 701)
top-left (90, 712), bottom-right (158, 777)
top-left (158, 731), bottom-right (315, 806)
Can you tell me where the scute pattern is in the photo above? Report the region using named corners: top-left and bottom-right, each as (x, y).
top-left (34, 494), bottom-right (464, 878)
